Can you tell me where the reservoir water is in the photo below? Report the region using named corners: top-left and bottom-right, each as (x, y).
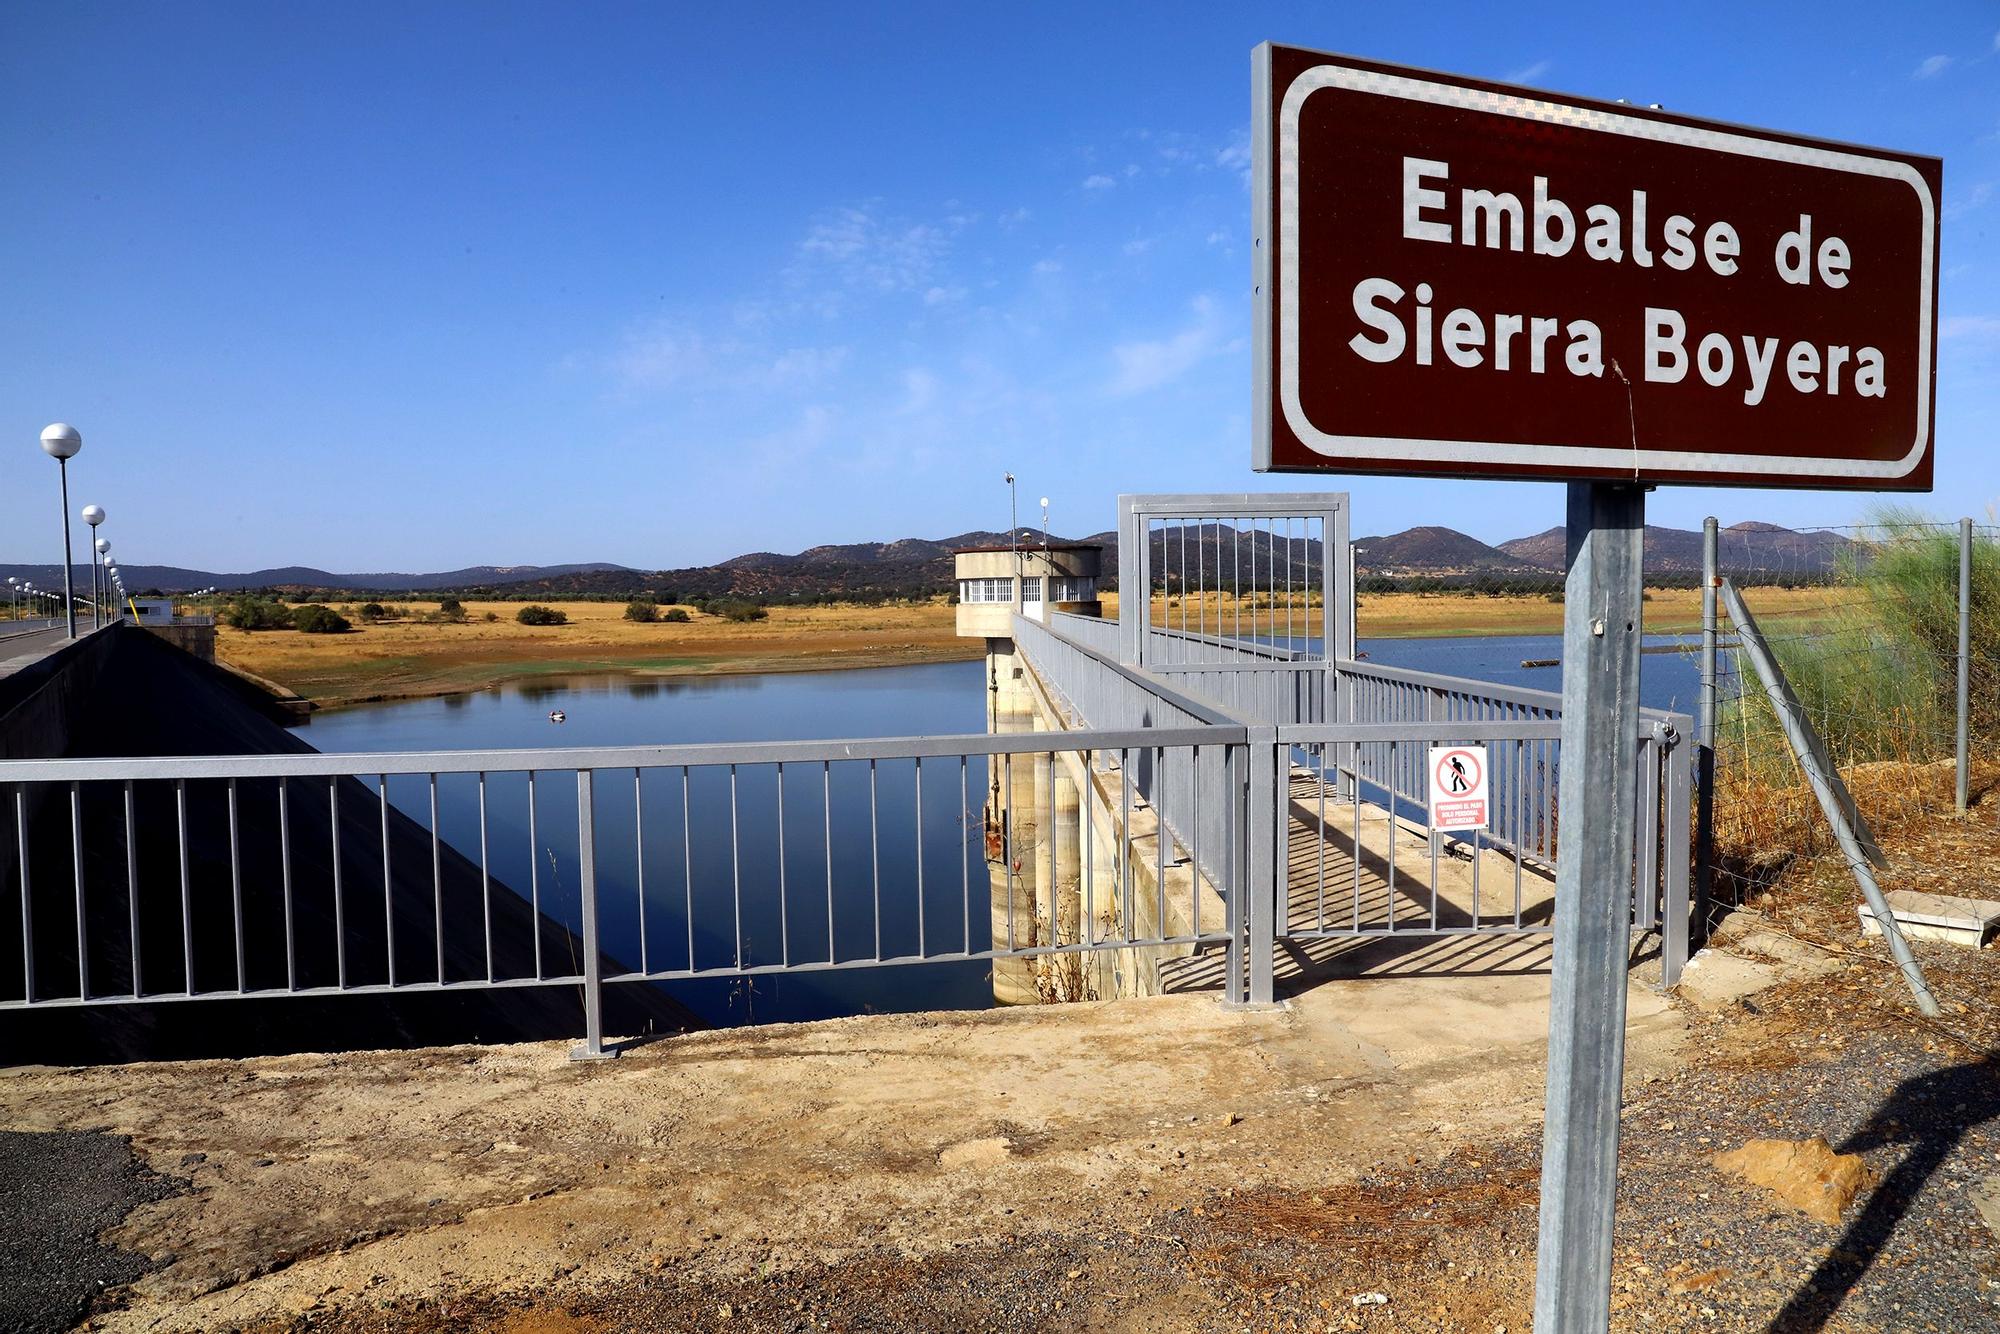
top-left (306, 632), bottom-right (1708, 1028)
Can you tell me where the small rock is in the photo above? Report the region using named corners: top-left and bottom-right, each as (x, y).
top-left (251, 1158), bottom-right (275, 1169)
top-left (1351, 1292), bottom-right (1389, 1308)
top-left (1970, 1174), bottom-right (2000, 1243)
top-left (179, 1152), bottom-right (207, 1166)
top-left (1713, 1136), bottom-right (1873, 1224)
top-left (937, 1136), bottom-right (1013, 1171)
top-left (1225, 1112), bottom-right (1243, 1126)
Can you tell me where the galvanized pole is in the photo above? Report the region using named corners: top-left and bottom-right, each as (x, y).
top-left (58, 460), bottom-right (77, 639)
top-left (1957, 517), bottom-right (1972, 817)
top-left (1723, 579), bottom-right (1941, 1015)
top-left (1696, 517), bottom-right (1718, 941)
top-left (1533, 481), bottom-right (1646, 1334)
top-left (571, 769), bottom-right (614, 1060)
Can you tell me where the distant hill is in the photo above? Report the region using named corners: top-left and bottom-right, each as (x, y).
top-left (0, 562), bottom-right (630, 596)
top-left (1352, 526), bottom-right (1548, 578)
top-left (1497, 521), bottom-right (1860, 578)
top-left (0, 519), bottom-right (1861, 603)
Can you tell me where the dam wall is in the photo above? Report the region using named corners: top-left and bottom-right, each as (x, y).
top-left (983, 636), bottom-right (1223, 1006)
top-left (0, 626), bottom-right (699, 1064)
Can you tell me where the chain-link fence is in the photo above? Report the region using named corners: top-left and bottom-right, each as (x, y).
top-left (1704, 516), bottom-right (2000, 937)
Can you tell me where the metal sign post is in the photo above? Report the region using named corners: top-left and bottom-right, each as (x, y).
top-left (1532, 483), bottom-right (1646, 1330)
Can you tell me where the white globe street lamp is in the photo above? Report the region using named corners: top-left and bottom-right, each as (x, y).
top-left (40, 424), bottom-right (83, 638)
top-left (82, 505), bottom-right (106, 629)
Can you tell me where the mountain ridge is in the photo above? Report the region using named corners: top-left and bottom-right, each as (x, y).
top-left (0, 520), bottom-right (1858, 599)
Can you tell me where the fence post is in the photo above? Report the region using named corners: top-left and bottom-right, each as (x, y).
top-left (1660, 722), bottom-right (1690, 988)
top-left (1696, 516), bottom-right (1717, 944)
top-left (1225, 743), bottom-right (1247, 1004)
top-left (1958, 517), bottom-right (1972, 817)
top-left (1247, 727), bottom-right (1278, 1006)
top-left (570, 769), bottom-right (614, 1061)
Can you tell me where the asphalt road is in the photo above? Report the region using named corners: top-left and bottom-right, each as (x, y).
top-left (0, 625), bottom-right (88, 679)
top-left (0, 1129), bottom-right (182, 1334)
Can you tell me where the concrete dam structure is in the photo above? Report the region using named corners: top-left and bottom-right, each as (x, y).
top-left (0, 625), bottom-right (698, 1063)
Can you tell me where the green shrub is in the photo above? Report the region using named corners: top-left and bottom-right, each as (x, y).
top-left (222, 597), bottom-right (294, 631)
top-left (516, 605), bottom-right (568, 626)
top-left (624, 599), bottom-right (659, 623)
top-left (710, 599), bottom-right (768, 623)
top-left (359, 602), bottom-right (388, 622)
top-left (483, 611), bottom-right (499, 622)
top-left (662, 607), bottom-right (691, 623)
top-left (292, 604), bottom-right (352, 634)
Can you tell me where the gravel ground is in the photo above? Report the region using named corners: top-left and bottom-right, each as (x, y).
top-left (242, 936), bottom-right (2000, 1334)
top-left (0, 1130), bottom-right (183, 1334)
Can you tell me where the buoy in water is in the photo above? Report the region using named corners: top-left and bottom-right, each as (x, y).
top-left (549, 709), bottom-right (566, 723)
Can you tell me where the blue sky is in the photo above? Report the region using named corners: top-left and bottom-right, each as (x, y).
top-left (2, 2), bottom-right (1997, 571)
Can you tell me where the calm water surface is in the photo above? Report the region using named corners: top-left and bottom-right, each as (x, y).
top-left (310, 662), bottom-right (995, 1028)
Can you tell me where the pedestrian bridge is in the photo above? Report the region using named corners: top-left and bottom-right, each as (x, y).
top-left (0, 493), bottom-right (1692, 1059)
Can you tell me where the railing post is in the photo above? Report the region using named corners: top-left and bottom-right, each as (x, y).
top-left (1239, 726), bottom-right (1279, 1006)
top-left (1222, 743), bottom-right (1246, 1004)
top-left (1696, 516), bottom-right (1717, 943)
top-left (1659, 721), bottom-right (1690, 988)
top-left (570, 769), bottom-right (614, 1061)
top-left (1958, 516), bottom-right (1972, 817)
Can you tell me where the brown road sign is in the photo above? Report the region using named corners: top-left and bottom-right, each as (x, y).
top-left (1251, 44), bottom-right (1940, 490)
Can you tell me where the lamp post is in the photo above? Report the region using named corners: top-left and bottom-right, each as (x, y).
top-left (5, 577), bottom-right (15, 622)
top-left (82, 506), bottom-right (105, 629)
top-left (40, 424), bottom-right (82, 638)
top-left (1004, 472), bottom-right (1019, 611)
top-left (95, 540), bottom-right (110, 621)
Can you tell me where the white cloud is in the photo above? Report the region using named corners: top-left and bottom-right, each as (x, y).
top-left (795, 204), bottom-right (950, 293)
top-left (609, 323), bottom-right (848, 394)
top-left (1214, 138), bottom-right (1250, 173)
top-left (1106, 295), bottom-right (1233, 396)
top-left (998, 206), bottom-right (1031, 230)
top-left (1032, 258), bottom-right (1063, 275)
top-left (1504, 59), bottom-right (1552, 84)
top-left (923, 285), bottom-right (967, 305)
top-left (1942, 315), bottom-right (2000, 340)
top-left (1914, 54), bottom-right (1953, 79)
top-left (1945, 182), bottom-right (1994, 221)
top-left (1122, 237), bottom-right (1154, 257)
top-left (1123, 163), bottom-right (1140, 178)
top-left (1081, 174), bottom-right (1117, 191)
top-left (1205, 230), bottom-right (1230, 247)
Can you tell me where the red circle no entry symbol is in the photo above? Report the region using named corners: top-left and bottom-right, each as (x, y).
top-left (1434, 748), bottom-right (1482, 797)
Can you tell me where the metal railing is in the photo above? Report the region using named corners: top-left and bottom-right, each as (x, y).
top-left (1019, 613), bottom-right (1695, 989)
top-left (1010, 614), bottom-right (1243, 908)
top-left (1, 603), bottom-right (1696, 1052)
top-left (0, 728), bottom-right (1241, 1051)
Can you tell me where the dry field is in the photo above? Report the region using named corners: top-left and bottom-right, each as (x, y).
top-left (1128, 584), bottom-right (1848, 639)
top-left (216, 601), bottom-right (975, 707)
top-left (216, 586), bottom-right (1855, 708)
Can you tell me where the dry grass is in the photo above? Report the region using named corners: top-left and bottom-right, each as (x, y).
top-left (222, 586), bottom-right (1856, 709)
top-left (1111, 585), bottom-right (1849, 639)
top-left (216, 600), bottom-right (975, 707)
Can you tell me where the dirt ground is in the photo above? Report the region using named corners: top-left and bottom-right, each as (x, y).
top-left (2, 937), bottom-right (1689, 1334)
top-left (9, 888), bottom-right (1999, 1334)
